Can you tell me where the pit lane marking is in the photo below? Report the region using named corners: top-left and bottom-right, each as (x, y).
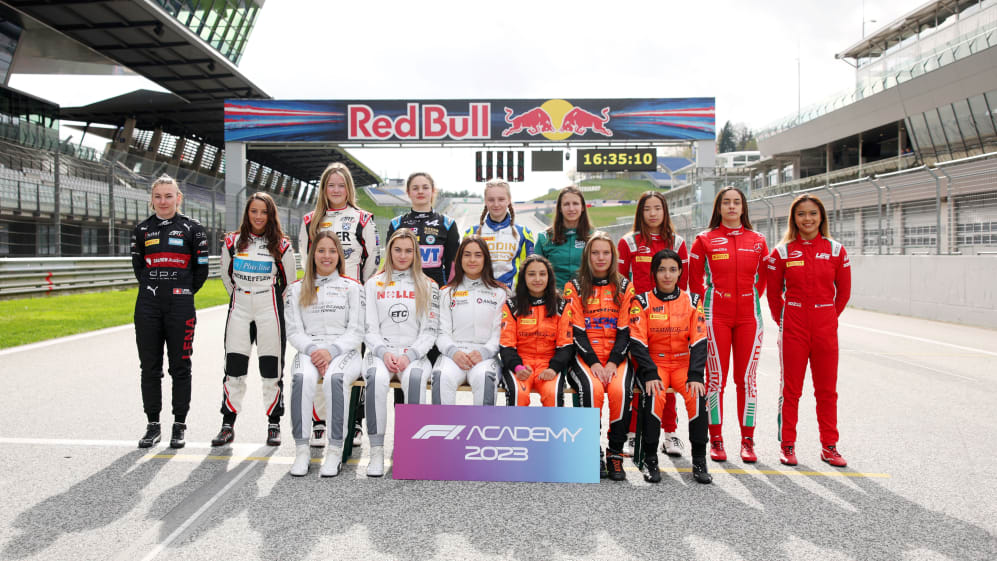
top-left (840, 322), bottom-right (997, 358)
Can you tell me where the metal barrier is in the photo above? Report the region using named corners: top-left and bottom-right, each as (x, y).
top-left (0, 256), bottom-right (222, 297)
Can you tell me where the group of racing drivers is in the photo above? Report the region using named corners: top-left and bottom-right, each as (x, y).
top-left (129, 164), bottom-right (851, 484)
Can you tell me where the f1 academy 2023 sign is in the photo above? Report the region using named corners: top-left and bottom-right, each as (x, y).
top-left (223, 98), bottom-right (715, 143)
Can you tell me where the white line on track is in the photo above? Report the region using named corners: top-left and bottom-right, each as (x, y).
top-left (0, 436), bottom-right (263, 451)
top-left (840, 322), bottom-right (997, 358)
top-left (138, 456), bottom-right (261, 561)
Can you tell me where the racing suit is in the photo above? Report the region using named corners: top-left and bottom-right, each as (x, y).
top-left (535, 228), bottom-right (585, 290)
top-left (363, 269), bottom-right (440, 447)
top-left (130, 213), bottom-right (209, 423)
top-left (218, 233), bottom-right (296, 425)
top-left (285, 272), bottom-right (365, 448)
top-left (431, 278), bottom-right (506, 406)
top-left (299, 204), bottom-right (379, 427)
top-left (563, 277), bottom-right (638, 452)
top-left (387, 209), bottom-right (460, 287)
top-left (498, 296), bottom-right (574, 407)
top-left (766, 234), bottom-right (851, 447)
top-left (299, 205), bottom-right (380, 282)
top-left (689, 225), bottom-right (768, 440)
top-left (629, 288), bottom-right (709, 460)
top-left (464, 213), bottom-right (534, 289)
top-left (618, 230), bottom-right (689, 434)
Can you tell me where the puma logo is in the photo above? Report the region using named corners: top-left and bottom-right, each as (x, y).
top-left (146, 285), bottom-right (157, 296)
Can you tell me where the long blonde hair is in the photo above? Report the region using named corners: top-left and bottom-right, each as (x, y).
top-left (381, 229), bottom-right (431, 318)
top-left (478, 178), bottom-right (518, 239)
top-left (299, 231), bottom-right (346, 308)
top-left (577, 231), bottom-right (625, 312)
top-left (309, 162), bottom-right (357, 241)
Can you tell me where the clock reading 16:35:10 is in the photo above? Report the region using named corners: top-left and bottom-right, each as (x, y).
top-left (576, 149), bottom-right (657, 171)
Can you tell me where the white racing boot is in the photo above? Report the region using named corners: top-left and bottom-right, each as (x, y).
top-left (367, 446), bottom-right (385, 477)
top-left (289, 444), bottom-right (311, 477)
top-left (321, 446), bottom-right (343, 477)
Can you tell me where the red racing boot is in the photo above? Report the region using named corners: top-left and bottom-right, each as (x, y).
top-left (709, 437), bottom-right (727, 462)
top-left (740, 437), bottom-right (757, 463)
top-left (780, 443), bottom-right (798, 466)
top-left (821, 444), bottom-right (847, 467)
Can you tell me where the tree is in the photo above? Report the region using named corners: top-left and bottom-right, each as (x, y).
top-left (717, 121), bottom-right (736, 153)
top-left (735, 124), bottom-right (757, 151)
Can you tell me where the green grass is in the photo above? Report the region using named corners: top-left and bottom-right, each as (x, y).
top-left (537, 178), bottom-right (657, 201)
top-left (0, 278), bottom-right (231, 349)
top-left (587, 206), bottom-right (636, 227)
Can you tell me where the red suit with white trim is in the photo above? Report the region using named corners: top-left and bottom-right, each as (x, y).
top-left (219, 233), bottom-right (297, 423)
top-left (688, 225), bottom-right (768, 439)
top-left (766, 234), bottom-right (851, 447)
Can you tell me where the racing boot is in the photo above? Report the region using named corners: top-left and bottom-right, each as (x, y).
top-left (623, 432), bottom-right (636, 457)
top-left (692, 456), bottom-right (713, 484)
top-left (662, 433), bottom-right (683, 457)
top-left (780, 443), bottom-right (798, 466)
top-left (289, 444), bottom-right (310, 477)
top-left (709, 436), bottom-right (727, 462)
top-left (211, 424), bottom-right (235, 447)
top-left (367, 446), bottom-right (385, 477)
top-left (643, 455), bottom-right (662, 484)
top-left (352, 423), bottom-right (364, 448)
top-left (321, 445), bottom-right (343, 477)
top-left (821, 444), bottom-right (847, 467)
top-left (599, 449), bottom-right (608, 479)
top-left (606, 450), bottom-right (626, 481)
top-left (169, 422), bottom-right (186, 449)
top-left (137, 422), bottom-right (161, 449)
top-left (740, 436), bottom-right (757, 463)
top-left (310, 423), bottom-right (327, 448)
top-left (266, 423), bottom-right (281, 447)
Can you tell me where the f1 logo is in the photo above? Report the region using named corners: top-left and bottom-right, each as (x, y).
top-left (411, 424), bottom-right (465, 440)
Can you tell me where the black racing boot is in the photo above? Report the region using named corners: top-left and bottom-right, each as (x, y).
top-left (643, 455), bottom-right (662, 483)
top-left (599, 449), bottom-right (608, 479)
top-left (692, 455), bottom-right (713, 484)
top-left (606, 450), bottom-right (626, 481)
top-left (138, 422), bottom-right (161, 448)
top-left (211, 424), bottom-right (235, 447)
top-left (169, 422), bottom-right (186, 449)
top-left (266, 423), bottom-right (281, 446)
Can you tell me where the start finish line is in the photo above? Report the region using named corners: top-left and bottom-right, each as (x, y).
top-left (393, 404), bottom-right (600, 484)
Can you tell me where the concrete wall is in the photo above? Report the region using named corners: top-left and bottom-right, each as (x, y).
top-left (849, 255), bottom-right (997, 329)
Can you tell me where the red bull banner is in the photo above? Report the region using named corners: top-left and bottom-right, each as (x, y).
top-left (224, 98), bottom-right (715, 143)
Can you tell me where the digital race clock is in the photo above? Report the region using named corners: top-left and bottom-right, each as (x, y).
top-left (576, 149), bottom-right (657, 171)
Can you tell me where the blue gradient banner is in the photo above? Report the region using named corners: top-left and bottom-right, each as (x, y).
top-left (224, 98), bottom-right (715, 143)
top-left (393, 405), bottom-right (600, 483)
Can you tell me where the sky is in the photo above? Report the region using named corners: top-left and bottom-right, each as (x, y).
top-left (12, 0), bottom-right (917, 199)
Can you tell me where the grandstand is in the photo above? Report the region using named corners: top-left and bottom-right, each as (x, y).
top-left (0, 0), bottom-right (382, 257)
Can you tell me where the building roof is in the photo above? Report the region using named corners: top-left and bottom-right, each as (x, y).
top-left (5, 0), bottom-right (267, 103)
top-left (836, 0), bottom-right (980, 60)
top-left (60, 90), bottom-right (380, 186)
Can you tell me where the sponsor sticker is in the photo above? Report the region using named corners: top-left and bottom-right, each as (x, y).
top-left (650, 313), bottom-right (667, 320)
top-left (711, 254), bottom-right (729, 261)
top-left (197, 257), bottom-right (208, 264)
top-left (168, 238), bottom-right (184, 246)
top-left (787, 260), bottom-right (805, 267)
top-left (145, 239), bottom-right (159, 247)
top-left (521, 318), bottom-right (537, 325)
top-left (635, 256), bottom-right (652, 263)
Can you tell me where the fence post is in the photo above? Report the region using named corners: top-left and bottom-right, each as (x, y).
top-left (108, 162), bottom-right (115, 255)
top-left (924, 166), bottom-right (943, 255)
top-left (53, 149), bottom-right (61, 256)
top-left (936, 166), bottom-right (954, 254)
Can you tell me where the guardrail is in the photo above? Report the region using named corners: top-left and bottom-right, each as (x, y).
top-left (0, 256), bottom-right (222, 297)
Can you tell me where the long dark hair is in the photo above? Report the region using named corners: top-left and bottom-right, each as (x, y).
top-left (782, 193), bottom-right (831, 244)
top-left (449, 236), bottom-right (502, 290)
top-left (633, 191), bottom-right (674, 246)
top-left (235, 192), bottom-right (286, 261)
top-left (547, 185), bottom-right (593, 244)
top-left (708, 186), bottom-right (753, 230)
top-left (577, 231), bottom-right (625, 312)
top-left (514, 254), bottom-right (559, 319)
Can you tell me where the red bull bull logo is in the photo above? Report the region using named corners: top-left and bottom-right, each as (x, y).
top-left (501, 99), bottom-right (613, 139)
